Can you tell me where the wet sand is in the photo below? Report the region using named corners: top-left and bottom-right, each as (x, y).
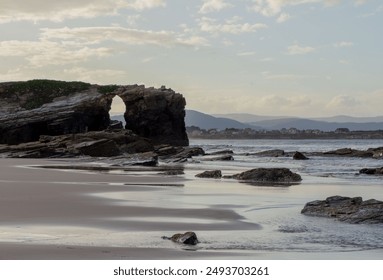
top-left (0, 158), bottom-right (259, 259)
top-left (1, 158), bottom-right (383, 260)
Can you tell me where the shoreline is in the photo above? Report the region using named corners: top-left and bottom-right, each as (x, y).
top-left (1, 157), bottom-right (382, 260)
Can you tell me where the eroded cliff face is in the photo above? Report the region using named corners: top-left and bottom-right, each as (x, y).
top-left (0, 80), bottom-right (188, 146)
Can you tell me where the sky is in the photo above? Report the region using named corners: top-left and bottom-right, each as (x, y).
top-left (0, 0), bottom-right (382, 117)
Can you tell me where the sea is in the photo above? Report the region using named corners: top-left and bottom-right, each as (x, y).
top-left (176, 138), bottom-right (383, 258)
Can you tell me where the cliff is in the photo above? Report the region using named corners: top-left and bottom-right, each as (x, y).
top-left (0, 80), bottom-right (188, 147)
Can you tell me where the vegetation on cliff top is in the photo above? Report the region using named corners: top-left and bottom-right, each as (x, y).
top-left (4, 79), bottom-right (92, 110)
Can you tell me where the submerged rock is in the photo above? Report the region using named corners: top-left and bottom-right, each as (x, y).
top-left (195, 170), bottom-right (222, 179)
top-left (162, 232), bottom-right (199, 245)
top-left (229, 168), bottom-right (302, 184)
top-left (301, 196), bottom-right (383, 224)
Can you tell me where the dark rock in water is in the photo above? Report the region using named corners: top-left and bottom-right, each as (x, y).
top-left (73, 139), bottom-right (121, 157)
top-left (205, 155), bottom-right (234, 161)
top-left (162, 232), bottom-right (199, 245)
top-left (0, 80), bottom-right (188, 147)
top-left (160, 170), bottom-right (185, 176)
top-left (301, 196), bottom-right (383, 224)
top-left (323, 148), bottom-right (373, 158)
top-left (195, 170), bottom-right (222, 179)
top-left (359, 167), bottom-right (383, 175)
top-left (369, 147), bottom-right (383, 159)
top-left (208, 149), bottom-right (234, 155)
top-left (230, 168), bottom-right (302, 183)
top-left (293, 151), bottom-right (309, 160)
top-left (164, 147), bottom-right (205, 163)
top-left (254, 149), bottom-right (285, 157)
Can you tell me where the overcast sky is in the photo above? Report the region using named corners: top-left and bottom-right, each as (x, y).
top-left (1, 0), bottom-right (382, 117)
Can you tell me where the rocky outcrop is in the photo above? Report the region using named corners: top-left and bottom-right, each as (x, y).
top-left (195, 170), bottom-right (222, 179)
top-left (301, 196), bottom-right (383, 224)
top-left (323, 148), bottom-right (373, 158)
top-left (162, 232), bottom-right (199, 245)
top-left (359, 167), bottom-right (383, 175)
top-left (227, 168), bottom-right (302, 184)
top-left (1, 130), bottom-right (155, 158)
top-left (0, 80), bottom-right (188, 147)
top-left (293, 151), bottom-right (309, 160)
top-left (254, 149), bottom-right (285, 157)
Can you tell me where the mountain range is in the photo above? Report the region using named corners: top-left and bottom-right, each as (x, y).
top-left (186, 110), bottom-right (383, 131)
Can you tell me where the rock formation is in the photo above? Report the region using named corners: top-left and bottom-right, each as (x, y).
top-left (293, 151), bottom-right (309, 160)
top-left (301, 196), bottom-right (383, 224)
top-left (226, 168), bottom-right (302, 184)
top-left (195, 170), bottom-right (222, 179)
top-left (162, 232), bottom-right (199, 245)
top-left (359, 167), bottom-right (383, 175)
top-left (0, 80), bottom-right (188, 147)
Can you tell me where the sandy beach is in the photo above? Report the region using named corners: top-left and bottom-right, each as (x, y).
top-left (1, 154), bottom-right (383, 260)
top-left (0, 158), bottom-right (260, 259)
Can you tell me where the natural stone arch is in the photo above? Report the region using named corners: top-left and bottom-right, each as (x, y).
top-left (0, 81), bottom-right (189, 147)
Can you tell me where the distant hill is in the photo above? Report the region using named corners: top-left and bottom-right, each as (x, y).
top-left (213, 113), bottom-right (289, 123)
top-left (201, 111), bottom-right (383, 131)
top-left (253, 118), bottom-right (383, 131)
top-left (186, 110), bottom-right (260, 130)
top-left (215, 113), bottom-right (383, 124)
top-left (116, 110), bottom-right (383, 132)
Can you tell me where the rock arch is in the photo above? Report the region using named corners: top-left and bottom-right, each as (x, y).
top-left (0, 81), bottom-right (189, 146)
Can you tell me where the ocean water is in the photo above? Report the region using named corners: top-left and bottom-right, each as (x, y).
top-left (174, 139), bottom-right (383, 258)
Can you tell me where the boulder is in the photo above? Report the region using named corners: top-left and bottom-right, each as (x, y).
top-left (73, 139), bottom-right (121, 157)
top-left (204, 155), bottom-right (234, 161)
top-left (195, 170), bottom-right (222, 179)
top-left (323, 148), bottom-right (373, 158)
top-left (301, 196), bottom-right (383, 224)
top-left (293, 151), bottom-right (309, 160)
top-left (229, 168), bottom-right (302, 183)
top-left (162, 232), bottom-right (199, 245)
top-left (208, 149), bottom-right (234, 155)
top-left (359, 167), bottom-right (383, 175)
top-left (254, 149), bottom-right (285, 157)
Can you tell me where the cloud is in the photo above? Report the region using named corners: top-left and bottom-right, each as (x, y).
top-left (333, 41), bottom-right (354, 48)
top-left (287, 44), bottom-right (316, 55)
top-left (199, 17), bottom-right (267, 34)
top-left (40, 26), bottom-right (209, 47)
top-left (0, 0), bottom-right (166, 23)
top-left (0, 40), bottom-right (112, 67)
top-left (199, 0), bottom-right (232, 14)
top-left (326, 95), bottom-right (359, 109)
top-left (249, 0), bottom-right (365, 21)
top-left (237, 51), bottom-right (257, 56)
top-left (259, 94), bottom-right (312, 107)
top-left (277, 12), bottom-right (292, 23)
